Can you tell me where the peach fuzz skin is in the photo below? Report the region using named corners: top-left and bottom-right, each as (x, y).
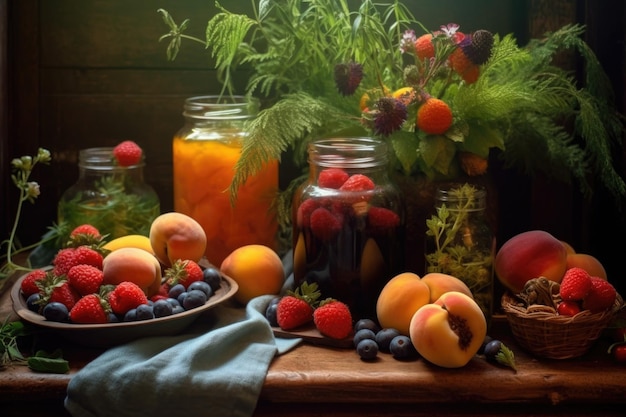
top-left (495, 230), bottom-right (567, 294)
top-left (421, 272), bottom-right (473, 302)
top-left (376, 272), bottom-right (430, 336)
top-left (102, 247), bottom-right (162, 297)
top-left (566, 253), bottom-right (608, 280)
top-left (409, 291), bottom-right (487, 368)
top-left (149, 212), bottom-right (207, 267)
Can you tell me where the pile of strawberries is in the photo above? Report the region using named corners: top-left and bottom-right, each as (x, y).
top-left (19, 224), bottom-right (209, 324)
top-left (266, 282), bottom-right (354, 340)
top-left (557, 267), bottom-right (618, 316)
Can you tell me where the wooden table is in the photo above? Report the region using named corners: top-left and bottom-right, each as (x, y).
top-left (1, 277), bottom-right (625, 417)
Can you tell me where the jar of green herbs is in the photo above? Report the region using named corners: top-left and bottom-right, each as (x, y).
top-left (58, 147), bottom-right (160, 239)
top-left (424, 183), bottom-right (495, 324)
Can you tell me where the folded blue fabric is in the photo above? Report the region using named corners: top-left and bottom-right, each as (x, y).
top-left (64, 295), bottom-right (301, 417)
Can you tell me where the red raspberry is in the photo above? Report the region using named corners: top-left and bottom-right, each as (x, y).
top-left (339, 174), bottom-right (375, 192)
top-left (112, 140), bottom-right (143, 167)
top-left (582, 277), bottom-right (617, 313)
top-left (313, 299), bottom-right (353, 340)
top-left (309, 207), bottom-right (342, 241)
top-left (318, 168), bottom-right (349, 189)
top-left (20, 269), bottom-right (48, 297)
top-left (559, 267), bottom-right (592, 301)
top-left (367, 207), bottom-right (400, 234)
top-left (108, 281), bottom-right (149, 315)
top-left (69, 294), bottom-right (109, 324)
top-left (296, 198), bottom-right (320, 228)
top-left (72, 245), bottom-right (104, 270)
top-left (52, 248), bottom-right (76, 276)
top-left (67, 264), bottom-right (104, 296)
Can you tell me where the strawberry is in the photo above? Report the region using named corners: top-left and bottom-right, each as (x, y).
top-left (20, 269), bottom-right (49, 296)
top-left (339, 174), bottom-right (375, 193)
top-left (318, 168), bottom-right (349, 189)
top-left (108, 281), bottom-right (149, 315)
top-left (66, 224), bottom-right (104, 248)
top-left (52, 248), bottom-right (76, 276)
top-left (72, 245), bottom-right (104, 270)
top-left (367, 207), bottom-right (400, 234)
top-left (69, 294), bottom-right (109, 324)
top-left (582, 277), bottom-right (617, 313)
top-left (556, 300), bottom-right (581, 317)
top-left (70, 224), bottom-right (101, 240)
top-left (67, 264), bottom-right (104, 296)
top-left (313, 298), bottom-right (353, 339)
top-left (276, 282), bottom-right (321, 330)
top-left (559, 267), bottom-right (592, 301)
top-left (309, 207), bottom-right (342, 241)
top-left (37, 274), bottom-right (81, 311)
top-left (164, 259), bottom-right (203, 290)
top-left (112, 140), bottom-right (143, 167)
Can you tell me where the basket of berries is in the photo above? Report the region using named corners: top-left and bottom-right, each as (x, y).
top-left (501, 268), bottom-right (623, 359)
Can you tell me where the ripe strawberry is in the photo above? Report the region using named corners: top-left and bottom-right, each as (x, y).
top-left (70, 224), bottom-right (101, 239)
top-left (339, 174), bottom-right (375, 193)
top-left (108, 281), bottom-right (149, 315)
top-left (556, 300), bottom-right (581, 316)
top-left (318, 168), bottom-right (349, 189)
top-left (20, 269), bottom-right (49, 296)
top-left (276, 282), bottom-right (321, 330)
top-left (52, 248), bottom-right (76, 276)
top-left (72, 245), bottom-right (104, 270)
top-left (164, 259), bottom-right (204, 290)
top-left (416, 98), bottom-right (453, 135)
top-left (69, 294), bottom-right (109, 324)
top-left (309, 207), bottom-right (342, 241)
top-left (67, 264), bottom-right (104, 296)
top-left (582, 277), bottom-right (617, 313)
top-left (367, 207), bottom-right (400, 234)
top-left (313, 299), bottom-right (353, 339)
top-left (37, 274), bottom-right (81, 311)
top-left (112, 140), bottom-right (143, 167)
top-left (559, 267), bottom-right (592, 301)
top-left (66, 224), bottom-right (104, 248)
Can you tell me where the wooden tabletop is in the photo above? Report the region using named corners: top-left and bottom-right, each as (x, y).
top-left (1, 273), bottom-right (625, 417)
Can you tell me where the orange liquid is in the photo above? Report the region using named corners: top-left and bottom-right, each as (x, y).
top-left (173, 135), bottom-right (278, 266)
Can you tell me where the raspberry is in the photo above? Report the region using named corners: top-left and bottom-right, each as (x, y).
top-left (339, 174), bottom-right (375, 192)
top-left (108, 281), bottom-right (149, 315)
top-left (582, 277), bottom-right (617, 313)
top-left (52, 248), bottom-right (76, 276)
top-left (72, 245), bottom-right (104, 270)
top-left (559, 267), bottom-right (592, 301)
top-left (296, 198), bottom-right (320, 228)
top-left (20, 269), bottom-right (49, 297)
top-left (112, 140), bottom-right (143, 167)
top-left (414, 34), bottom-right (435, 60)
top-left (367, 207), bottom-right (400, 234)
top-left (67, 264), bottom-right (104, 296)
top-left (309, 207), bottom-right (342, 241)
top-left (318, 168), bottom-right (349, 189)
top-left (416, 98), bottom-right (453, 135)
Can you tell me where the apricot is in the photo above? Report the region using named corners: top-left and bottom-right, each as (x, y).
top-left (376, 272), bottom-right (431, 336)
top-left (149, 212), bottom-right (207, 267)
top-left (103, 234), bottom-right (154, 254)
top-left (409, 291), bottom-right (487, 368)
top-left (220, 244), bottom-right (285, 305)
top-left (495, 230), bottom-right (567, 293)
top-left (102, 247), bottom-right (162, 297)
top-left (560, 240), bottom-right (576, 255)
top-left (566, 253), bottom-right (607, 280)
top-left (421, 272), bottom-right (473, 302)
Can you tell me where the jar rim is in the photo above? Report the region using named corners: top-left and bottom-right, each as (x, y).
top-left (183, 95), bottom-right (260, 120)
top-left (78, 147), bottom-right (145, 170)
top-left (308, 137), bottom-right (388, 168)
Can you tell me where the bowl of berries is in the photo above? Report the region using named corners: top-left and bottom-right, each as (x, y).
top-left (10, 264), bottom-right (238, 348)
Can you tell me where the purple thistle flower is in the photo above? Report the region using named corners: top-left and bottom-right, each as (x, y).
top-left (334, 62), bottom-right (364, 96)
top-left (373, 97), bottom-right (407, 136)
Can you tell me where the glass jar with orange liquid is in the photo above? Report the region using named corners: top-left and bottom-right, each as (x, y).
top-left (173, 96), bottom-right (279, 266)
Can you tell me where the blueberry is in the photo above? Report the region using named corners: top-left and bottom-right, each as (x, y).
top-left (187, 281), bottom-right (213, 298)
top-left (389, 335), bottom-right (418, 360)
top-left (26, 293), bottom-right (41, 313)
top-left (354, 318), bottom-right (380, 334)
top-left (108, 313), bottom-right (120, 323)
top-left (177, 291), bottom-right (188, 306)
top-left (483, 339), bottom-right (503, 362)
top-left (123, 308), bottom-right (138, 322)
top-left (153, 299), bottom-right (174, 318)
top-left (202, 267), bottom-right (222, 292)
top-left (353, 328), bottom-right (376, 348)
top-left (375, 328), bottom-right (401, 353)
top-left (265, 299), bottom-right (280, 327)
top-left (356, 339), bottom-right (378, 360)
top-left (168, 283), bottom-right (186, 299)
top-left (183, 289), bottom-right (207, 310)
top-left (136, 304), bottom-right (155, 320)
top-left (172, 305), bottom-right (185, 315)
top-left (478, 335), bottom-right (494, 355)
top-left (166, 297), bottom-right (181, 308)
top-left (42, 302), bottom-right (69, 322)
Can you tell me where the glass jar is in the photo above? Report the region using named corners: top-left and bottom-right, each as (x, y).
top-left (58, 147), bottom-right (160, 239)
top-left (293, 137), bottom-right (405, 319)
top-left (424, 183), bottom-right (495, 323)
top-left (173, 95), bottom-right (278, 266)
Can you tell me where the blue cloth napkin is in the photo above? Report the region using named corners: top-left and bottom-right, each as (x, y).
top-left (64, 295), bottom-right (301, 417)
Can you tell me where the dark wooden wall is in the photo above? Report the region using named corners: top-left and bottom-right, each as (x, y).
top-left (1, 0), bottom-right (625, 293)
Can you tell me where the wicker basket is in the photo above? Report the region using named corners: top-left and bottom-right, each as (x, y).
top-left (501, 291), bottom-right (623, 359)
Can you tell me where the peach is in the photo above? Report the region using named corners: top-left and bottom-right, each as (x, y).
top-left (103, 234), bottom-right (154, 254)
top-left (409, 291), bottom-right (487, 368)
top-left (421, 272), bottom-right (473, 302)
top-left (376, 272), bottom-right (431, 336)
top-left (102, 247), bottom-right (162, 297)
top-left (560, 240), bottom-right (576, 255)
top-left (566, 253), bottom-right (607, 280)
top-left (220, 244), bottom-right (285, 305)
top-left (149, 212), bottom-right (207, 267)
top-left (495, 230), bottom-right (567, 294)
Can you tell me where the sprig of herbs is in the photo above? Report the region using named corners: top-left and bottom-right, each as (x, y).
top-left (494, 342), bottom-right (517, 373)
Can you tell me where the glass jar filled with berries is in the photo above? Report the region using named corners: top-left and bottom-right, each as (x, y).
top-left (292, 137), bottom-right (405, 319)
